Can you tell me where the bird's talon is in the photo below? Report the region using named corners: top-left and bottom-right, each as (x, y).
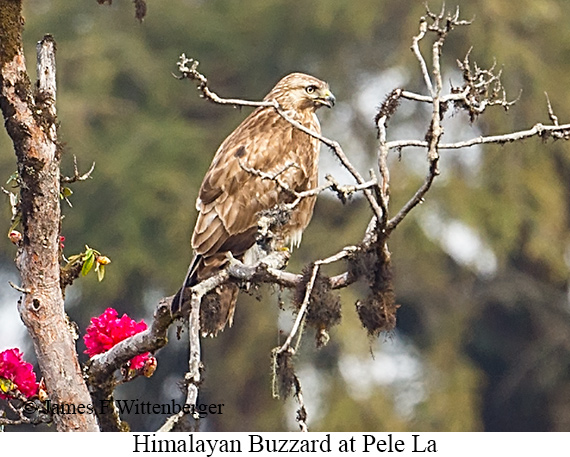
top-left (225, 252), bottom-right (240, 265)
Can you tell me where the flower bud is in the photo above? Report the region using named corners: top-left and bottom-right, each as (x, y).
top-left (8, 230), bottom-right (22, 244)
top-left (38, 378), bottom-right (48, 402)
top-left (96, 255), bottom-right (111, 265)
top-left (143, 356), bottom-right (157, 378)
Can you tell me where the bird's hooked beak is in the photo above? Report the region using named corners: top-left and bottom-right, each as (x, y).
top-left (317, 89), bottom-right (336, 108)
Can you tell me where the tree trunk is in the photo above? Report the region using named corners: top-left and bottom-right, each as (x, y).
top-left (0, 1), bottom-right (99, 432)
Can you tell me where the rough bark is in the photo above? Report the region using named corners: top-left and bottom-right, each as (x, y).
top-left (0, 1), bottom-right (99, 431)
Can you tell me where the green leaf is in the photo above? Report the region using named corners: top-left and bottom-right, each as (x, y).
top-left (97, 265), bottom-right (105, 282)
top-left (5, 171), bottom-right (19, 186)
top-left (61, 187), bottom-right (73, 198)
top-left (81, 252), bottom-right (95, 276)
top-left (9, 214), bottom-right (21, 232)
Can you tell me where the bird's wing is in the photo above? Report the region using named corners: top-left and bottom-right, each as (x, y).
top-left (191, 106), bottom-right (319, 271)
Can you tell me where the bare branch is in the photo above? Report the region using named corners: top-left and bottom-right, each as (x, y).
top-left (375, 111), bottom-right (391, 228)
top-left (86, 234), bottom-right (365, 430)
top-left (412, 17), bottom-right (433, 95)
top-left (386, 160), bottom-right (438, 233)
top-left (387, 122), bottom-right (570, 152)
top-left (61, 156), bottom-right (96, 184)
top-left (238, 158), bottom-right (378, 210)
top-left (400, 90), bottom-right (433, 103)
top-left (294, 386), bottom-right (309, 432)
top-left (238, 160), bottom-right (300, 199)
top-left (158, 292), bottom-right (202, 431)
top-left (8, 281), bottom-right (30, 294)
top-left (275, 263), bottom-right (319, 358)
top-left (545, 92), bottom-right (559, 126)
top-left (442, 123), bottom-right (570, 146)
top-left (89, 250), bottom-right (293, 381)
top-left (378, 6), bottom-right (474, 233)
top-left (176, 55), bottom-right (275, 109)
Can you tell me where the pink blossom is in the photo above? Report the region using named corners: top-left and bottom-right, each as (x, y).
top-left (0, 348), bottom-right (39, 399)
top-left (84, 308), bottom-right (153, 370)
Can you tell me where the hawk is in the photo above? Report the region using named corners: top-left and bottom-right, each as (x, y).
top-left (172, 72), bottom-right (335, 335)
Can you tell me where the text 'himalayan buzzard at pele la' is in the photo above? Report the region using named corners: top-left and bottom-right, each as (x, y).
top-left (172, 72), bottom-right (335, 336)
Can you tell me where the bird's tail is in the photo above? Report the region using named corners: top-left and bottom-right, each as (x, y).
top-left (171, 255), bottom-right (200, 314)
top-left (171, 254), bottom-right (238, 337)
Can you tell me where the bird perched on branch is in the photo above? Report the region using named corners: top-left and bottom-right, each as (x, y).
top-left (172, 72), bottom-right (335, 336)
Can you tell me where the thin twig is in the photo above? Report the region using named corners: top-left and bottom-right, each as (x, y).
top-left (158, 292), bottom-right (201, 432)
top-left (276, 264), bottom-right (319, 357)
top-left (411, 17), bottom-right (433, 95)
top-left (387, 123), bottom-right (570, 151)
top-left (385, 160), bottom-right (438, 233)
top-left (238, 160), bottom-right (300, 197)
top-left (275, 248), bottom-right (353, 357)
top-left (273, 105), bottom-right (384, 221)
top-left (545, 92), bottom-right (559, 126)
top-left (176, 55), bottom-right (276, 109)
top-left (238, 158), bottom-right (378, 210)
top-left (8, 281), bottom-right (30, 294)
top-left (61, 156), bottom-right (96, 184)
top-left (376, 114), bottom-right (390, 228)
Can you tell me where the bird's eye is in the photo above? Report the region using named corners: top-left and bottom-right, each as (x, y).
top-left (305, 85), bottom-right (317, 94)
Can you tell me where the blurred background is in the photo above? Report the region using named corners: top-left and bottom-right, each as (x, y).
top-left (1, 0), bottom-right (569, 431)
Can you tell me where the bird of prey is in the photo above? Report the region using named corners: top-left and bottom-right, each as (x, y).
top-left (172, 72), bottom-right (335, 336)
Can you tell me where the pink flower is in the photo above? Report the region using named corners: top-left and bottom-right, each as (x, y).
top-left (0, 348), bottom-right (39, 399)
top-left (84, 308), bottom-right (153, 370)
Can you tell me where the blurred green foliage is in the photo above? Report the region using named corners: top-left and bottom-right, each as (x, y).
top-left (1, 0), bottom-right (569, 431)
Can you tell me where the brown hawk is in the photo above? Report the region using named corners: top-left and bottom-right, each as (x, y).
top-left (172, 72), bottom-right (335, 335)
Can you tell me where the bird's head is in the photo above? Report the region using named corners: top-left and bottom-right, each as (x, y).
top-left (266, 72), bottom-right (335, 113)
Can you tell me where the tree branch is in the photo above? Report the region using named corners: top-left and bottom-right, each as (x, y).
top-left (386, 122), bottom-right (570, 152)
top-left (61, 156), bottom-right (96, 184)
